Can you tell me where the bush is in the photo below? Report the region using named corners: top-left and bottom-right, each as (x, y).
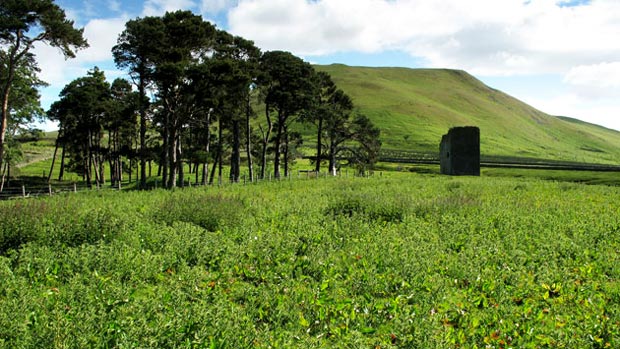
top-left (154, 192), bottom-right (246, 231)
top-left (325, 193), bottom-right (406, 223)
top-left (0, 201), bottom-right (49, 254)
top-left (0, 199), bottom-right (129, 254)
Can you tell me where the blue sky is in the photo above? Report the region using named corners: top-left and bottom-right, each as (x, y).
top-left (33, 0), bottom-right (620, 131)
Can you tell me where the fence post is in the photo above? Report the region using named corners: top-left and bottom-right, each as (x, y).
top-left (73, 182), bottom-right (77, 193)
top-left (22, 185), bottom-right (26, 198)
top-left (48, 184), bottom-right (52, 196)
top-left (117, 180), bottom-right (122, 190)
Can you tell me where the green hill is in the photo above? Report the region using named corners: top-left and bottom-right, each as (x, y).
top-left (315, 64), bottom-right (620, 164)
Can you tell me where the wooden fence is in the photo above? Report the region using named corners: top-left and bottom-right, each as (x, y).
top-left (378, 149), bottom-right (620, 172)
top-left (0, 169), bottom-right (375, 200)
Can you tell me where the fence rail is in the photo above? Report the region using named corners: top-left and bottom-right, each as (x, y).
top-left (0, 168), bottom-right (374, 200)
top-left (378, 149), bottom-right (620, 172)
top-left (0, 182), bottom-right (91, 200)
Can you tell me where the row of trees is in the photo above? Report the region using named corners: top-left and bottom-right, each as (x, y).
top-left (1, 2), bottom-right (381, 189)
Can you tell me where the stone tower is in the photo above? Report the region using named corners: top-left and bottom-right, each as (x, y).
top-left (440, 126), bottom-right (480, 176)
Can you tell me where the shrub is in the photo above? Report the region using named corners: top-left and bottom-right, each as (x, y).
top-left (0, 199), bottom-right (130, 254)
top-left (154, 192), bottom-right (246, 231)
top-left (0, 201), bottom-right (49, 254)
top-left (325, 194), bottom-right (406, 223)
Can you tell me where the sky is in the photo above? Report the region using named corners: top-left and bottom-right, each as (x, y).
top-left (31, 0), bottom-right (620, 131)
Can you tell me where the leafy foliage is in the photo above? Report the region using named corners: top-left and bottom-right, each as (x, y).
top-left (153, 191), bottom-right (246, 231)
top-left (1, 175), bottom-right (619, 347)
top-left (0, 0), bottom-right (87, 171)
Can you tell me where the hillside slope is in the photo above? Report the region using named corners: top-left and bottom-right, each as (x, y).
top-left (315, 64), bottom-right (620, 164)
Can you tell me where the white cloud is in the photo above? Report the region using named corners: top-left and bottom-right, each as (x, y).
top-left (108, 0), bottom-right (121, 13)
top-left (228, 0), bottom-right (620, 75)
top-left (142, 0), bottom-right (197, 16)
top-left (33, 17), bottom-right (127, 85)
top-left (31, 15), bottom-right (132, 116)
top-left (77, 17), bottom-right (128, 62)
top-left (564, 62), bottom-right (620, 92)
top-left (523, 92), bottom-right (620, 131)
top-left (33, 43), bottom-right (84, 87)
top-left (25, 0), bottom-right (620, 132)
top-left (201, 0), bottom-right (238, 13)
top-left (226, 0), bottom-right (620, 129)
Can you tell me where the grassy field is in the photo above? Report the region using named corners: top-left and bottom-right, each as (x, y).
top-left (316, 65), bottom-right (620, 164)
top-left (377, 162), bottom-right (620, 187)
top-left (1, 173), bottom-right (619, 347)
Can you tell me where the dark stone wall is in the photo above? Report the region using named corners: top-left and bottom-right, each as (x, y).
top-left (440, 126), bottom-right (480, 176)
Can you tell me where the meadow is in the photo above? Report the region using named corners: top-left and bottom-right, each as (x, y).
top-left (317, 65), bottom-right (620, 165)
top-left (1, 173), bottom-right (619, 348)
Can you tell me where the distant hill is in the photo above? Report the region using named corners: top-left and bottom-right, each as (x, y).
top-left (315, 64), bottom-right (620, 164)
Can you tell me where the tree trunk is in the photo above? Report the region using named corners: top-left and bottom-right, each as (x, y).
top-left (48, 136), bottom-right (60, 182)
top-left (0, 33), bottom-right (28, 172)
top-left (85, 148), bottom-right (92, 189)
top-left (246, 93), bottom-right (254, 182)
top-left (201, 109), bottom-right (211, 185)
top-left (58, 143), bottom-right (66, 181)
top-left (97, 134), bottom-right (105, 186)
top-left (86, 132), bottom-right (95, 188)
top-left (107, 130), bottom-right (114, 186)
top-left (138, 76), bottom-right (147, 189)
top-left (201, 163), bottom-right (207, 185)
top-left (195, 161), bottom-right (199, 184)
top-left (108, 157), bottom-right (115, 186)
top-left (167, 124), bottom-right (177, 188)
top-left (161, 119), bottom-right (169, 188)
top-left (0, 53), bottom-right (18, 173)
top-left (116, 131), bottom-right (121, 185)
top-left (283, 124), bottom-right (289, 178)
top-left (273, 111), bottom-right (284, 179)
top-left (90, 132), bottom-right (101, 188)
top-left (315, 117), bottom-right (323, 172)
top-left (0, 82), bottom-right (11, 173)
top-left (177, 133), bottom-right (184, 187)
top-left (260, 105), bottom-right (272, 179)
top-left (230, 119), bottom-right (240, 182)
top-left (209, 150), bottom-right (219, 185)
top-left (218, 119), bottom-right (223, 185)
top-left (329, 141), bottom-right (337, 176)
top-left (0, 161), bottom-right (7, 192)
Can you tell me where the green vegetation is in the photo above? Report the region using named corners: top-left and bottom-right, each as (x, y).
top-left (3, 5), bottom-right (620, 347)
top-left (316, 64), bottom-right (620, 164)
top-left (0, 0), bottom-right (88, 174)
top-left (1, 174), bottom-right (619, 347)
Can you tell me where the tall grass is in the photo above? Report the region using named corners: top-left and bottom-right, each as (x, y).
top-left (0, 174), bottom-right (619, 347)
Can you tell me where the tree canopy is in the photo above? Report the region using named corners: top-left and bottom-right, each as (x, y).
top-left (41, 8), bottom-right (382, 189)
top-left (0, 0), bottom-right (87, 172)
